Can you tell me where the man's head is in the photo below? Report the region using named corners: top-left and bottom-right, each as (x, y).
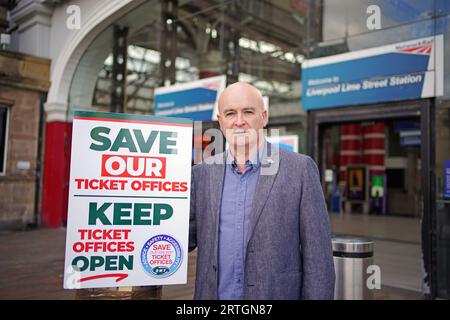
top-left (217, 82), bottom-right (268, 153)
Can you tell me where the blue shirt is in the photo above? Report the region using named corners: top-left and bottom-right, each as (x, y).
top-left (217, 148), bottom-right (262, 300)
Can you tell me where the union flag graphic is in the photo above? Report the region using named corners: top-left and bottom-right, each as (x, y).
top-left (399, 45), bottom-right (432, 55)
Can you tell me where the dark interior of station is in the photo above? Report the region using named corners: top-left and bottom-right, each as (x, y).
top-left (319, 118), bottom-right (422, 217)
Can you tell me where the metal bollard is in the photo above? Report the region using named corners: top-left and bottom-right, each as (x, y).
top-left (332, 235), bottom-right (374, 300)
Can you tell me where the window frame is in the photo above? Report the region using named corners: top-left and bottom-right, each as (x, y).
top-left (0, 105), bottom-right (10, 176)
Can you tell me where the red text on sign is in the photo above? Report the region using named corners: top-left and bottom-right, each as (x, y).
top-left (74, 178), bottom-right (128, 190)
top-left (78, 229), bottom-right (131, 240)
top-left (101, 154), bottom-right (166, 178)
top-left (73, 241), bottom-right (135, 253)
top-left (153, 244), bottom-right (172, 250)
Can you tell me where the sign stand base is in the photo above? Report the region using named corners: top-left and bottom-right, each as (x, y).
top-left (75, 285), bottom-right (162, 300)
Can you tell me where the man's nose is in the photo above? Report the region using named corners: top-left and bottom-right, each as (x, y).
top-left (234, 112), bottom-right (245, 126)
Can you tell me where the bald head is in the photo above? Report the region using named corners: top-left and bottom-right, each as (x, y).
top-left (216, 82), bottom-right (268, 155)
top-left (218, 82), bottom-right (265, 114)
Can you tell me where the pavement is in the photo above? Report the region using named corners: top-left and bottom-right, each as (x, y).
top-left (0, 227), bottom-right (423, 300)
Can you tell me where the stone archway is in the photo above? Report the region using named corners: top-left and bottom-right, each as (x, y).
top-left (41, 0), bottom-right (147, 227)
top-left (45, 0), bottom-right (146, 120)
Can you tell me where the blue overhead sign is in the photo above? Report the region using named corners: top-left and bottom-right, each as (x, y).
top-left (301, 35), bottom-right (443, 110)
top-left (154, 75), bottom-right (226, 121)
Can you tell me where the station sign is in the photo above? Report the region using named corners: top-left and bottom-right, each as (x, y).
top-left (154, 75), bottom-right (226, 121)
top-left (302, 35), bottom-right (443, 110)
top-left (267, 135), bottom-right (299, 153)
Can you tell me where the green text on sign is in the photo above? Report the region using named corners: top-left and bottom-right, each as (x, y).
top-left (90, 127), bottom-right (178, 154)
top-left (88, 202), bottom-right (173, 225)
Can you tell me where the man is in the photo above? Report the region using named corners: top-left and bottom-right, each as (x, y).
top-left (189, 82), bottom-right (335, 300)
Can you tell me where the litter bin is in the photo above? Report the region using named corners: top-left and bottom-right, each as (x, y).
top-left (332, 235), bottom-right (374, 300)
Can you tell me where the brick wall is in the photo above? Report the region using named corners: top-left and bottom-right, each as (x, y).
top-left (0, 51), bottom-right (49, 229)
top-left (0, 86), bottom-right (41, 228)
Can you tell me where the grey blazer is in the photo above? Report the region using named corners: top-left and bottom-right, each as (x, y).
top-left (189, 144), bottom-right (335, 300)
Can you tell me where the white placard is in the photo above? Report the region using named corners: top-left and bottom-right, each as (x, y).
top-left (63, 111), bottom-right (193, 289)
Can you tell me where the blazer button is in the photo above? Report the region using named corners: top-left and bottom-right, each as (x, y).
top-left (212, 265), bottom-right (217, 272)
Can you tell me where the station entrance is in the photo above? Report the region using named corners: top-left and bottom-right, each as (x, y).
top-left (307, 99), bottom-right (434, 293)
top-left (319, 117), bottom-right (421, 218)
top-left (308, 99), bottom-right (432, 221)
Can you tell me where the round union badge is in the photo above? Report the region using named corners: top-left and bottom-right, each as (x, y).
top-left (141, 234), bottom-right (182, 278)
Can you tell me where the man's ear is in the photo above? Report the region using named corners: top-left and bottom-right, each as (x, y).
top-left (217, 114), bottom-right (222, 129)
top-left (262, 110), bottom-right (269, 127)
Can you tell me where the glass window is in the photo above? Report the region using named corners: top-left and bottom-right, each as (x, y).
top-left (319, 0), bottom-right (437, 55)
top-left (435, 101), bottom-right (450, 299)
top-left (436, 0), bottom-right (450, 16)
top-left (0, 106), bottom-right (8, 175)
top-left (435, 15), bottom-right (450, 299)
top-left (322, 0), bottom-right (434, 41)
top-left (70, 0), bottom-right (307, 117)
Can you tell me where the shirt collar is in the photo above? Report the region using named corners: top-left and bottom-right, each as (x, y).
top-left (226, 140), bottom-right (266, 173)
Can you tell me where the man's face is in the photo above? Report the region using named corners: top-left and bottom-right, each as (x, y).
top-left (217, 84), bottom-right (268, 150)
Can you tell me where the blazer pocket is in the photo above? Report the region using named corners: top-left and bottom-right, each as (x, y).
top-left (273, 271), bottom-right (302, 299)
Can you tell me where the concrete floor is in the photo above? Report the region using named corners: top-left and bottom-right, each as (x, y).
top-left (373, 239), bottom-right (422, 292)
top-left (330, 213), bottom-right (421, 243)
top-left (0, 212), bottom-right (425, 300)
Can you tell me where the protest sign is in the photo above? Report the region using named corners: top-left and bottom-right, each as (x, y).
top-left (63, 111), bottom-right (192, 289)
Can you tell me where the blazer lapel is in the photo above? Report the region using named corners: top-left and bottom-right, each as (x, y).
top-left (246, 144), bottom-right (281, 248)
top-left (208, 152), bottom-right (226, 262)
